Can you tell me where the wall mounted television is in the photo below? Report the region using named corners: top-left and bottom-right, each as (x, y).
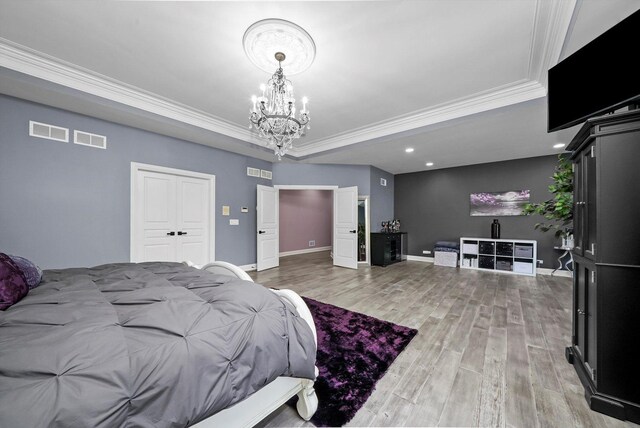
top-left (547, 9), bottom-right (640, 132)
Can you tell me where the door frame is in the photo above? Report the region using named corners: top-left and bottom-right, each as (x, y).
top-left (273, 185), bottom-right (339, 262)
top-left (358, 195), bottom-right (371, 266)
top-left (130, 162), bottom-right (216, 263)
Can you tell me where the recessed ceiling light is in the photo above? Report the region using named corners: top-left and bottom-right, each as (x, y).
top-left (405, 147), bottom-right (414, 153)
top-left (426, 162), bottom-right (434, 167)
top-left (553, 143), bottom-right (566, 149)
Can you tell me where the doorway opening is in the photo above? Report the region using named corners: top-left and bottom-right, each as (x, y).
top-left (358, 196), bottom-right (370, 265)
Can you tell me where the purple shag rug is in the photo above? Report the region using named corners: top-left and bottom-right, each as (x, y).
top-left (289, 297), bottom-right (418, 427)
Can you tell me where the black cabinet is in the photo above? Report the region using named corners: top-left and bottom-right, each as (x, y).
top-left (565, 110), bottom-right (640, 424)
top-left (371, 233), bottom-right (406, 267)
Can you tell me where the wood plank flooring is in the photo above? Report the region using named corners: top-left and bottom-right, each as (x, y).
top-left (252, 251), bottom-right (636, 428)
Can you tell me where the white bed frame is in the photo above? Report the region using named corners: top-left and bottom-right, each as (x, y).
top-left (186, 261), bottom-right (318, 428)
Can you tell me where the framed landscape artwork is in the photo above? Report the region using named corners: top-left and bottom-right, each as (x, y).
top-left (470, 190), bottom-right (530, 216)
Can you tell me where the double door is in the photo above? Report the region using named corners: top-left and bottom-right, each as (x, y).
top-left (132, 164), bottom-right (214, 266)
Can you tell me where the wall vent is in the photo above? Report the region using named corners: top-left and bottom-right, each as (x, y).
top-left (74, 130), bottom-right (107, 149)
top-left (261, 170), bottom-right (273, 180)
top-left (247, 167), bottom-right (261, 177)
top-left (380, 178), bottom-right (387, 186)
top-left (29, 121), bottom-right (69, 142)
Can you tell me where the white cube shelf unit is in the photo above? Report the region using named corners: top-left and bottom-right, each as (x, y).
top-left (459, 237), bottom-right (537, 277)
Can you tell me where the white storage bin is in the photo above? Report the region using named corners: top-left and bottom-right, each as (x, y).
top-left (462, 243), bottom-right (478, 254)
top-left (513, 261), bottom-right (533, 274)
top-left (435, 251), bottom-right (458, 267)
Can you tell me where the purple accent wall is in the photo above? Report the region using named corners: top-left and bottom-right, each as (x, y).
top-left (279, 190), bottom-right (333, 253)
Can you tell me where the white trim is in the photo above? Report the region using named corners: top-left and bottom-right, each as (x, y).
top-left (528, 0), bottom-right (577, 88)
top-left (537, 267), bottom-right (573, 278)
top-left (406, 255), bottom-right (434, 263)
top-left (0, 38), bottom-right (253, 143)
top-left (280, 246), bottom-right (332, 258)
top-left (289, 80), bottom-right (547, 157)
top-left (130, 162), bottom-right (215, 263)
top-left (358, 195), bottom-right (370, 265)
top-left (239, 263), bottom-right (257, 272)
top-left (274, 185), bottom-right (339, 190)
top-left (0, 7), bottom-right (571, 161)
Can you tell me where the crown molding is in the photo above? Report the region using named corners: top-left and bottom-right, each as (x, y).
top-left (0, 38), bottom-right (256, 144)
top-left (528, 0), bottom-right (577, 88)
top-left (290, 79), bottom-right (546, 157)
top-left (1, 0), bottom-right (573, 162)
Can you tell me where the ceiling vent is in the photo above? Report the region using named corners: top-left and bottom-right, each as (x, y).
top-left (247, 167), bottom-right (261, 177)
top-left (74, 130), bottom-right (107, 149)
top-left (260, 170), bottom-right (273, 180)
top-left (29, 121), bottom-right (69, 142)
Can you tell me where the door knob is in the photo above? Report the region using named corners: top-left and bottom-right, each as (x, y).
top-left (258, 230), bottom-right (266, 234)
top-left (167, 231), bottom-right (175, 236)
top-left (177, 231), bottom-right (187, 236)
top-left (350, 230), bottom-right (357, 233)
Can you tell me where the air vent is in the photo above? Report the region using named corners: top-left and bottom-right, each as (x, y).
top-left (261, 170), bottom-right (273, 180)
top-left (29, 121), bottom-right (69, 142)
top-left (74, 130), bottom-right (107, 149)
top-left (247, 167), bottom-right (261, 177)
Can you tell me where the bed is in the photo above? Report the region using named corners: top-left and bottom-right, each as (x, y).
top-left (0, 258), bottom-right (318, 427)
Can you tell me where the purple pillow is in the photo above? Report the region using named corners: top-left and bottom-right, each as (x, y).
top-left (0, 253), bottom-right (29, 310)
top-left (8, 254), bottom-right (42, 289)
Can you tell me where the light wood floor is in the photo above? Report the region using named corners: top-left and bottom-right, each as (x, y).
top-left (251, 251), bottom-right (636, 428)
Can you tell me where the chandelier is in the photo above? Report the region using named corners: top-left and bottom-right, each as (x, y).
top-left (249, 52), bottom-right (310, 160)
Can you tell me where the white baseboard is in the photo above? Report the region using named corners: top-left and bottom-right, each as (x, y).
top-left (406, 255), bottom-right (434, 263)
top-left (279, 246), bottom-right (331, 257)
top-left (239, 263), bottom-right (256, 272)
top-left (537, 267), bottom-right (573, 277)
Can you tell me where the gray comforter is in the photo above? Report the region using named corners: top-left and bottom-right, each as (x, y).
top-left (0, 262), bottom-right (316, 427)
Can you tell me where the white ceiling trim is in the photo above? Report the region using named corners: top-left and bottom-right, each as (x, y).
top-left (0, 38), bottom-right (254, 143)
top-left (289, 79), bottom-right (547, 157)
top-left (0, 0), bottom-right (574, 162)
top-left (528, 0), bottom-right (577, 88)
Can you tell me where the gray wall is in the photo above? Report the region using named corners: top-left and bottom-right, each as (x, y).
top-left (0, 95), bottom-right (272, 269)
top-left (395, 155), bottom-right (562, 269)
top-left (272, 163), bottom-right (371, 192)
top-left (370, 166), bottom-right (395, 232)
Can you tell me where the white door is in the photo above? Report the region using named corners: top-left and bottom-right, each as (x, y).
top-left (132, 164), bottom-right (214, 266)
top-left (333, 186), bottom-right (358, 269)
top-left (135, 170), bottom-right (178, 262)
top-left (257, 185), bottom-right (279, 271)
top-left (175, 176), bottom-right (210, 265)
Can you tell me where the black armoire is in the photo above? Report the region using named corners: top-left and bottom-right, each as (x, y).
top-left (565, 110), bottom-right (640, 424)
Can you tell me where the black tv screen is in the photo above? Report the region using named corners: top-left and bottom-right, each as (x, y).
top-left (547, 9), bottom-right (640, 132)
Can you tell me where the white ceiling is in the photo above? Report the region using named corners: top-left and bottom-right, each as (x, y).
top-left (0, 0), bottom-right (638, 174)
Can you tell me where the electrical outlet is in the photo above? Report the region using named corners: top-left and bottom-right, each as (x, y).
top-left (309, 240), bottom-right (316, 247)
top-left (422, 250), bottom-right (431, 255)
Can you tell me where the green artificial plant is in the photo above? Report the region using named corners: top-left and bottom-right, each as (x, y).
top-left (522, 154), bottom-right (574, 238)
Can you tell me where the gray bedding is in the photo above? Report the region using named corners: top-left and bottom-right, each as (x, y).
top-left (0, 262), bottom-right (316, 427)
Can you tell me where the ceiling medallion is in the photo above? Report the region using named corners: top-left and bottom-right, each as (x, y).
top-left (245, 20), bottom-right (314, 159)
top-left (243, 18), bottom-right (316, 75)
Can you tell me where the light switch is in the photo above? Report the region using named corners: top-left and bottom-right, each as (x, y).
top-left (229, 219), bottom-right (239, 226)
top-left (222, 205), bottom-right (230, 216)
